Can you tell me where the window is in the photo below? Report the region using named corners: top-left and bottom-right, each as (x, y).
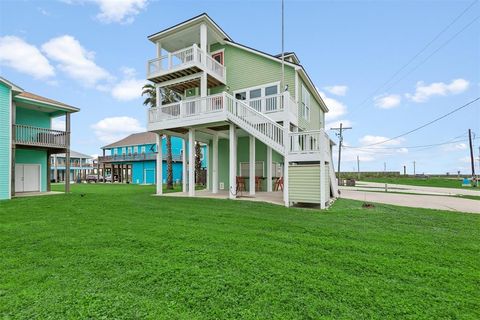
top-left (301, 85), bottom-right (311, 121)
top-left (113, 148), bottom-right (117, 155)
top-left (265, 85), bottom-right (277, 96)
top-left (141, 146), bottom-right (146, 154)
top-left (211, 51), bottom-right (224, 65)
top-left (122, 147), bottom-right (126, 155)
top-left (249, 89), bottom-right (261, 99)
top-left (239, 161), bottom-right (264, 177)
top-left (135, 146), bottom-right (139, 154)
top-left (235, 92), bottom-right (246, 100)
top-left (272, 162), bottom-right (283, 178)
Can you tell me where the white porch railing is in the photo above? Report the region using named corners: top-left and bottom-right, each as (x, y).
top-left (147, 44), bottom-right (226, 82)
top-left (247, 93), bottom-right (284, 113)
top-left (14, 124), bottom-right (68, 148)
top-left (289, 129), bottom-right (330, 156)
top-left (224, 92), bottom-right (284, 153)
top-left (148, 93), bottom-right (224, 122)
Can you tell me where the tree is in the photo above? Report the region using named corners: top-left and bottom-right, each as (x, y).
top-left (195, 142), bottom-right (202, 185)
top-left (142, 83), bottom-right (180, 189)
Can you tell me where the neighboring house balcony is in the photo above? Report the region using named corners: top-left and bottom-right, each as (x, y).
top-left (98, 153), bottom-right (182, 163)
top-left (13, 124), bottom-right (69, 150)
top-left (147, 44), bottom-right (226, 89)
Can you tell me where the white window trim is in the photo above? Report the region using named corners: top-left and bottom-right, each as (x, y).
top-left (239, 161), bottom-right (264, 177)
top-left (233, 81), bottom-right (280, 99)
top-left (301, 84), bottom-right (311, 121)
top-left (210, 48), bottom-right (225, 65)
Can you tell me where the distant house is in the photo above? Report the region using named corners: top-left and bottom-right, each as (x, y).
top-left (0, 77), bottom-right (79, 200)
top-left (51, 151), bottom-right (94, 182)
top-left (98, 132), bottom-right (186, 184)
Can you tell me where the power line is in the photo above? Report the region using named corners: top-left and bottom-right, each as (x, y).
top-left (376, 14), bottom-right (480, 98)
top-left (345, 134), bottom-right (467, 150)
top-left (349, 97), bottom-right (480, 148)
top-left (350, 1), bottom-right (479, 115)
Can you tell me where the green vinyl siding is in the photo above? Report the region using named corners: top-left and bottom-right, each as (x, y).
top-left (209, 43), bottom-right (296, 99)
top-left (16, 107), bottom-right (51, 128)
top-left (15, 149), bottom-right (48, 192)
top-left (0, 83), bottom-right (11, 200)
top-left (289, 164), bottom-right (322, 203)
top-left (298, 76), bottom-right (324, 130)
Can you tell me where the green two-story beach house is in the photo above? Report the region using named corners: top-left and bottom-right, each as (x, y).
top-left (0, 77), bottom-right (79, 200)
top-left (145, 13), bottom-right (338, 208)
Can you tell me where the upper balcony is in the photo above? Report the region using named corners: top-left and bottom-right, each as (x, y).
top-left (147, 44), bottom-right (226, 88)
top-left (98, 152), bottom-right (182, 163)
top-left (13, 124), bottom-right (69, 150)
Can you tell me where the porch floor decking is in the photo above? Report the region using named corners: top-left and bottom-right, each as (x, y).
top-left (158, 189), bottom-right (284, 206)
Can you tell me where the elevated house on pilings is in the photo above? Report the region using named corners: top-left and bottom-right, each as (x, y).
top-left (0, 77), bottom-right (79, 200)
top-left (145, 13), bottom-right (338, 208)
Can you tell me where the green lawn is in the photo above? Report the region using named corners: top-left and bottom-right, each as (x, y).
top-left (362, 176), bottom-right (479, 190)
top-left (1, 184), bottom-right (479, 319)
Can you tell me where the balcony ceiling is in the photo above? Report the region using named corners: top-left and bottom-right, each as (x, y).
top-left (155, 25), bottom-right (225, 52)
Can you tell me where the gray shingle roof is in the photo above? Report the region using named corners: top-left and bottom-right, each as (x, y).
top-left (101, 132), bottom-right (157, 149)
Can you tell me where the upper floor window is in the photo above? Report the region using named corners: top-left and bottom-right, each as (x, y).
top-left (122, 147), bottom-right (126, 155)
top-left (211, 51), bottom-right (224, 65)
top-left (113, 148), bottom-right (117, 155)
top-left (141, 146), bottom-right (146, 154)
top-left (301, 85), bottom-right (311, 121)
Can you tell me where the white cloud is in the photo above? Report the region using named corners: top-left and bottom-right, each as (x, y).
top-left (0, 36), bottom-right (55, 79)
top-left (97, 0), bottom-right (148, 24)
top-left (319, 90), bottom-right (348, 121)
top-left (91, 116), bottom-right (145, 143)
top-left (359, 135), bottom-right (404, 147)
top-left (63, 0), bottom-right (148, 24)
top-left (442, 143), bottom-right (467, 152)
top-left (111, 67), bottom-right (145, 101)
top-left (323, 85), bottom-right (348, 96)
top-left (42, 35), bottom-right (112, 87)
top-left (51, 118), bottom-right (66, 131)
top-left (326, 119), bottom-right (352, 130)
top-left (374, 94), bottom-right (401, 109)
top-left (406, 78), bottom-right (470, 103)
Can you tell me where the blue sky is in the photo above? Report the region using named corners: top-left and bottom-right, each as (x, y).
top-left (0, 0), bottom-right (479, 174)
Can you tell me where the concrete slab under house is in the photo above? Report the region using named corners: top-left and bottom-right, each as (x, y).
top-left (144, 13), bottom-right (338, 208)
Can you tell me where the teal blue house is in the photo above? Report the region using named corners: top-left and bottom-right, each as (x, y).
top-left (98, 132), bottom-right (186, 184)
top-left (0, 77), bottom-right (79, 200)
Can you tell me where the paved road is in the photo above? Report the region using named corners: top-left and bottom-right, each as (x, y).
top-left (339, 183), bottom-right (480, 214)
top-left (353, 181), bottom-right (480, 196)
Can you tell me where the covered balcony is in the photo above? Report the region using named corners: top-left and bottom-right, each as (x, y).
top-left (147, 14), bottom-right (229, 90)
top-left (13, 124), bottom-right (69, 150)
top-left (147, 44), bottom-right (226, 88)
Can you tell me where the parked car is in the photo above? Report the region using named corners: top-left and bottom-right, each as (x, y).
top-left (86, 174), bottom-right (103, 183)
top-left (104, 175), bottom-right (112, 183)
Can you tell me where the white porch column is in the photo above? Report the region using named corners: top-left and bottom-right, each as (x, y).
top-left (212, 134), bottom-right (219, 193)
top-left (156, 132), bottom-right (163, 195)
top-left (249, 135), bottom-right (255, 195)
top-left (266, 146), bottom-right (272, 192)
top-left (156, 42), bottom-right (162, 58)
top-left (319, 144), bottom-right (326, 209)
top-left (283, 121), bottom-right (290, 207)
top-left (200, 23), bottom-right (207, 52)
top-left (188, 128), bottom-right (195, 196)
top-left (229, 124), bottom-right (237, 199)
top-left (206, 144), bottom-right (210, 190)
top-left (182, 138), bottom-right (187, 192)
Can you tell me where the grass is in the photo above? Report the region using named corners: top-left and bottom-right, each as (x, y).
top-left (1, 184), bottom-right (479, 319)
top-left (362, 176), bottom-right (479, 190)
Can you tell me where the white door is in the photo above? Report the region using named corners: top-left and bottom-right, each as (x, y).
top-left (15, 164), bottom-right (41, 192)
